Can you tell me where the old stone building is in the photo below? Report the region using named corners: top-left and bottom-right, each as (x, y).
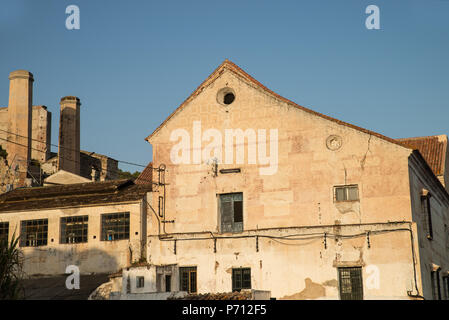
top-left (1, 61), bottom-right (449, 300)
top-left (111, 59), bottom-right (449, 300)
top-left (0, 179), bottom-right (152, 276)
top-left (0, 70), bottom-right (118, 192)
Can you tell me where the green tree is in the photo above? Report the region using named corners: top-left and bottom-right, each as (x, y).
top-left (117, 168), bottom-right (140, 180)
top-left (0, 232), bottom-right (25, 299)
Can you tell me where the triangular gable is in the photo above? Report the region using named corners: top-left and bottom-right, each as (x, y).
top-left (44, 169), bottom-right (91, 186)
top-left (145, 59), bottom-right (412, 151)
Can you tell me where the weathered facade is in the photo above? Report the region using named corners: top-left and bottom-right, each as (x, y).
top-left (132, 60), bottom-right (449, 300)
top-left (0, 180), bottom-right (151, 275)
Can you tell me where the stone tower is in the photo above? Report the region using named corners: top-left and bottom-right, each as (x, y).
top-left (58, 96), bottom-right (80, 175)
top-left (7, 70), bottom-right (33, 186)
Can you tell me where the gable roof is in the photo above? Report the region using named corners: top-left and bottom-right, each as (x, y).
top-left (44, 169), bottom-right (91, 185)
top-left (145, 59), bottom-right (411, 150)
top-left (0, 179), bottom-right (152, 213)
top-left (135, 162), bottom-right (153, 185)
top-left (396, 135), bottom-right (448, 177)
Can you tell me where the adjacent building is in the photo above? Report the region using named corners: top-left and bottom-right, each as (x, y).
top-left (0, 179), bottom-right (151, 275)
top-left (0, 70), bottom-right (118, 192)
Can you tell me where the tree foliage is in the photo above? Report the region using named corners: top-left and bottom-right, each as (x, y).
top-left (117, 168), bottom-right (140, 180)
top-left (0, 232), bottom-right (25, 299)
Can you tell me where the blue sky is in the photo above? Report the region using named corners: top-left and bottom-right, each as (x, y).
top-left (1, 0), bottom-right (448, 172)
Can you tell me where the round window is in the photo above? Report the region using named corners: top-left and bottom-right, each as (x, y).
top-left (217, 87), bottom-right (236, 106)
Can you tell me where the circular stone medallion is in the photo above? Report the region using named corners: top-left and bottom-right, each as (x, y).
top-left (326, 135), bottom-right (342, 151)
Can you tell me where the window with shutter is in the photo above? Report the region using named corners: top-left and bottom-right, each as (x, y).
top-left (232, 268), bottom-right (251, 292)
top-left (219, 193), bottom-right (243, 233)
top-left (334, 185), bottom-right (359, 202)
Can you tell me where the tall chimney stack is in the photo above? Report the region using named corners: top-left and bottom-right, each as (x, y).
top-left (58, 96), bottom-right (80, 175)
top-left (7, 70), bottom-right (33, 186)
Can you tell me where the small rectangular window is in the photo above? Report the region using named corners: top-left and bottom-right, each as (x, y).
top-left (165, 275), bottom-right (171, 292)
top-left (338, 267), bottom-right (363, 300)
top-left (219, 193), bottom-right (243, 233)
top-left (232, 268), bottom-right (251, 292)
top-left (421, 195), bottom-right (433, 240)
top-left (179, 267), bottom-right (197, 293)
top-left (101, 212), bottom-right (130, 241)
top-left (431, 270), bottom-right (441, 300)
top-left (334, 185), bottom-right (359, 202)
top-left (442, 276), bottom-right (449, 300)
top-left (60, 216), bottom-right (88, 244)
top-left (20, 219), bottom-right (48, 247)
top-left (0, 221), bottom-right (8, 244)
top-left (136, 276), bottom-right (145, 288)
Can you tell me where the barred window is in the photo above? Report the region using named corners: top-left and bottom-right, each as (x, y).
top-left (219, 193), bottom-right (243, 233)
top-left (421, 193), bottom-right (433, 240)
top-left (338, 267), bottom-right (363, 300)
top-left (101, 212), bottom-right (129, 241)
top-left (179, 267), bottom-right (197, 293)
top-left (232, 268), bottom-right (251, 292)
top-left (334, 185), bottom-right (359, 202)
top-left (20, 219), bottom-right (48, 247)
top-left (60, 216), bottom-right (88, 244)
top-left (0, 222), bottom-right (9, 244)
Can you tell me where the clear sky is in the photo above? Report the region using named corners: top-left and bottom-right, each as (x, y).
top-left (1, 0), bottom-right (448, 172)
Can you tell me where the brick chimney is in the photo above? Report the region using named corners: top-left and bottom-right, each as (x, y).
top-left (7, 70), bottom-right (33, 186)
top-left (58, 96), bottom-right (80, 175)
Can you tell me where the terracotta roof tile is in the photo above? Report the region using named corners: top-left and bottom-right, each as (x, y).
top-left (135, 162), bottom-right (152, 185)
top-left (396, 135), bottom-right (447, 176)
top-left (169, 291), bottom-right (251, 300)
top-left (0, 179), bottom-right (152, 213)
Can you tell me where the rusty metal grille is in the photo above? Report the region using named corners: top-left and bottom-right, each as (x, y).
top-left (0, 221), bottom-right (8, 244)
top-left (338, 267), bottom-right (363, 300)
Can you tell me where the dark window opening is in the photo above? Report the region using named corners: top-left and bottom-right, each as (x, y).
top-left (334, 185), bottom-right (359, 202)
top-left (431, 270), bottom-right (441, 300)
top-left (60, 215), bottom-right (88, 244)
top-left (165, 275), bottom-right (171, 292)
top-left (136, 276), bottom-right (145, 288)
top-left (0, 222), bottom-right (8, 244)
top-left (443, 276), bottom-right (449, 300)
top-left (338, 267), bottom-right (363, 300)
top-left (421, 194), bottom-right (433, 240)
top-left (179, 267), bottom-right (197, 293)
top-left (101, 212), bottom-right (129, 241)
top-left (219, 193), bottom-right (243, 233)
top-left (232, 268), bottom-right (251, 292)
top-left (20, 219), bottom-right (48, 247)
top-left (223, 93), bottom-right (235, 105)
